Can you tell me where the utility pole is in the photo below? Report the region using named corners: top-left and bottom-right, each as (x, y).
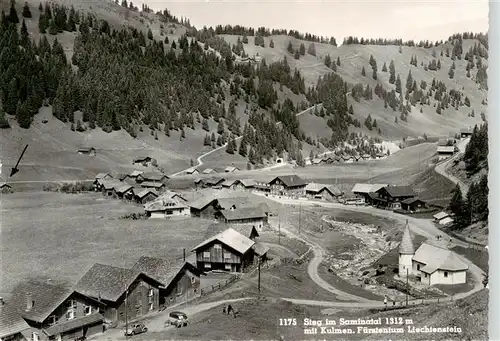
top-left (258, 258), bottom-right (261, 293)
top-left (299, 203), bottom-right (302, 235)
top-left (183, 248), bottom-right (186, 262)
top-left (406, 268), bottom-right (409, 307)
top-left (125, 289), bottom-right (129, 338)
top-left (278, 214), bottom-right (281, 245)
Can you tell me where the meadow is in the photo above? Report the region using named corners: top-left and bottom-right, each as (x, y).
top-left (0, 191), bottom-right (214, 297)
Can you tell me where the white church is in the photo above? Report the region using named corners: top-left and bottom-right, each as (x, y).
top-left (398, 222), bottom-right (469, 285)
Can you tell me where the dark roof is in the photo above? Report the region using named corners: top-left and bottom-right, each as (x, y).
top-left (269, 175), bottom-right (307, 188)
top-left (78, 147), bottom-right (95, 152)
top-left (203, 223), bottom-right (260, 240)
top-left (0, 303), bottom-right (30, 338)
top-left (216, 197), bottom-right (252, 210)
top-left (74, 264), bottom-right (161, 303)
top-left (189, 197), bottom-right (217, 210)
top-left (219, 206), bottom-right (267, 221)
top-left (132, 257), bottom-right (200, 288)
top-left (8, 281), bottom-right (73, 323)
top-left (115, 184), bottom-right (133, 194)
top-left (135, 189), bottom-right (158, 199)
top-left (252, 242), bottom-right (270, 256)
top-left (402, 197), bottom-right (426, 205)
top-left (0, 183), bottom-right (12, 188)
top-left (382, 186), bottom-right (416, 198)
top-left (205, 177), bottom-right (225, 185)
top-left (134, 157), bottom-right (151, 162)
top-left (140, 172), bottom-right (168, 181)
top-left (44, 313), bottom-right (104, 336)
top-left (115, 173), bottom-right (128, 181)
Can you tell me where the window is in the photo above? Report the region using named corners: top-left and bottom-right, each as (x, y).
top-left (203, 251), bottom-right (210, 258)
top-left (224, 252), bottom-right (231, 259)
top-left (149, 303), bottom-right (154, 311)
top-left (417, 264), bottom-right (420, 271)
top-left (191, 277), bottom-right (196, 284)
top-left (444, 271), bottom-right (448, 278)
top-left (205, 263), bottom-right (211, 269)
top-left (48, 315), bottom-right (58, 326)
top-left (119, 312), bottom-right (124, 318)
top-left (424, 273), bottom-right (428, 278)
top-left (32, 332), bottom-right (39, 341)
top-left (214, 244), bottom-right (222, 250)
top-left (84, 306), bottom-right (92, 316)
top-left (148, 289), bottom-right (154, 297)
top-left (66, 309), bottom-right (75, 320)
top-left (225, 264), bottom-right (231, 270)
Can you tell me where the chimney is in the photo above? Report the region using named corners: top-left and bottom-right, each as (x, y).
top-left (183, 248), bottom-right (186, 262)
top-left (26, 293), bottom-right (33, 311)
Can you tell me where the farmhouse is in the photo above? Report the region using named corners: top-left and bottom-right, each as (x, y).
top-left (351, 183), bottom-right (388, 203)
top-left (268, 175), bottom-right (307, 197)
top-left (189, 198), bottom-right (218, 218)
top-left (8, 280), bottom-right (105, 341)
top-left (215, 197), bottom-right (253, 211)
top-left (254, 182), bottom-right (271, 193)
top-left (0, 183), bottom-right (12, 193)
top-left (185, 167), bottom-right (200, 175)
top-left (191, 228), bottom-right (256, 272)
top-left (100, 181), bottom-right (120, 196)
top-left (0, 301), bottom-right (30, 341)
top-left (74, 263), bottom-right (163, 324)
top-left (133, 157), bottom-right (152, 166)
top-left (305, 183), bottom-right (343, 201)
top-left (341, 192), bottom-right (365, 205)
top-left (361, 154), bottom-right (371, 160)
top-left (136, 172), bottom-right (168, 183)
top-left (114, 173), bottom-right (129, 182)
top-left (128, 170), bottom-right (144, 179)
top-left (238, 179), bottom-right (256, 190)
top-left (132, 257), bottom-right (204, 308)
top-left (311, 158), bottom-right (323, 165)
top-left (400, 198), bottom-right (427, 212)
top-left (144, 196), bottom-right (189, 218)
top-left (224, 166), bottom-right (239, 173)
top-left (134, 189), bottom-right (159, 204)
top-left (215, 206), bottom-right (268, 230)
top-left (399, 224), bottom-right (468, 285)
top-left (433, 211), bottom-right (454, 226)
top-left (202, 168), bottom-right (217, 175)
top-left (140, 181), bottom-right (166, 191)
top-left (460, 128), bottom-right (473, 138)
top-left (437, 146), bottom-right (456, 160)
top-left (113, 184), bottom-right (134, 199)
top-left (77, 147), bottom-right (96, 156)
top-left (221, 179), bottom-right (239, 189)
top-left (94, 173), bottom-right (112, 182)
top-left (341, 155), bottom-right (354, 163)
top-left (204, 223), bottom-right (260, 241)
top-left (371, 185), bottom-right (416, 209)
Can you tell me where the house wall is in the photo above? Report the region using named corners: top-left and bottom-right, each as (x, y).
top-left (195, 241), bottom-right (252, 272)
top-left (190, 204), bottom-right (217, 219)
top-left (398, 254), bottom-right (413, 276)
top-left (3, 332), bottom-right (26, 341)
top-left (161, 268), bottom-right (201, 308)
top-left (269, 181), bottom-right (306, 197)
top-left (138, 193), bottom-right (158, 204)
top-left (431, 269), bottom-right (466, 285)
top-left (150, 208), bottom-right (190, 218)
top-left (112, 278), bottom-right (160, 324)
top-left (223, 217), bottom-right (266, 230)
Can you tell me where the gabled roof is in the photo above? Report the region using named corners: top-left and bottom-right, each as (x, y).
top-left (269, 175), bottom-right (307, 188)
top-left (225, 166), bottom-right (239, 172)
top-left (132, 257), bottom-right (200, 288)
top-left (115, 184), bottom-right (133, 194)
top-left (437, 146), bottom-right (455, 153)
top-left (222, 179), bottom-right (238, 187)
top-left (74, 263), bottom-right (162, 302)
top-left (144, 196), bottom-right (188, 212)
top-left (312, 158), bottom-right (322, 164)
top-left (44, 313), bottom-right (104, 336)
top-left (383, 186), bottom-right (416, 198)
top-left (219, 206), bottom-right (267, 221)
top-left (202, 168), bottom-right (217, 174)
top-left (205, 177), bottom-right (225, 185)
top-left (189, 197), bottom-right (217, 210)
top-left (8, 281), bottom-right (74, 323)
top-left (305, 183), bottom-right (342, 196)
top-left (413, 242), bottom-right (469, 273)
top-left (135, 189), bottom-right (158, 199)
top-left (133, 156), bottom-right (151, 162)
top-left (0, 303), bottom-right (30, 338)
top-left (216, 197), bottom-right (252, 210)
top-left (129, 170), bottom-right (144, 177)
top-left (101, 180), bottom-right (121, 190)
top-left (351, 183), bottom-right (388, 194)
top-left (252, 242), bottom-right (270, 256)
top-left (203, 223), bottom-right (260, 240)
top-left (78, 147), bottom-right (95, 152)
top-left (433, 211), bottom-right (450, 220)
top-left (95, 173), bottom-right (111, 180)
top-left (0, 183), bottom-right (11, 188)
top-left (399, 223), bottom-right (415, 255)
top-left (401, 197), bottom-right (425, 205)
top-left (115, 173), bottom-right (128, 181)
top-left (141, 181), bottom-right (165, 188)
top-left (192, 228), bottom-right (255, 255)
top-left (240, 179), bottom-right (256, 187)
top-left (140, 172), bottom-right (168, 181)
top-left (185, 168), bottom-right (199, 174)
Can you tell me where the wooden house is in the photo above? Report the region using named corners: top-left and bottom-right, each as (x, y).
top-left (215, 206), bottom-right (268, 230)
top-left (361, 154), bottom-right (371, 161)
top-left (401, 198), bottom-right (427, 212)
top-left (0, 299), bottom-right (30, 341)
top-left (342, 155), bottom-right (354, 163)
top-left (460, 128), bottom-right (473, 139)
top-left (136, 172), bottom-right (168, 184)
top-left (144, 196), bottom-right (189, 218)
top-left (214, 197), bottom-right (253, 211)
top-left (191, 228), bottom-right (256, 272)
top-left (224, 166), bottom-right (239, 173)
top-left (74, 264), bottom-right (163, 325)
top-left (133, 157), bottom-right (152, 166)
top-left (132, 257), bottom-right (204, 308)
top-left (134, 189), bottom-right (159, 204)
top-left (371, 185), bottom-right (416, 209)
top-left (237, 179), bottom-right (256, 191)
top-left (437, 146), bottom-right (456, 161)
top-left (202, 168), bottom-right (217, 175)
top-left (205, 178), bottom-right (225, 188)
top-left (140, 181), bottom-right (165, 191)
top-left (305, 183), bottom-right (342, 201)
top-left (351, 183), bottom-right (388, 203)
top-left (77, 147), bottom-right (96, 156)
top-left (268, 175), bottom-right (307, 197)
top-left (113, 184), bottom-right (134, 199)
top-left (93, 174), bottom-right (112, 190)
top-left (185, 168), bottom-right (200, 175)
top-left (0, 183), bottom-right (12, 194)
top-left (311, 158), bottom-right (323, 166)
top-left (128, 170), bottom-right (144, 180)
top-left (189, 198), bottom-right (218, 218)
top-left (101, 181), bottom-right (120, 197)
top-left (7, 280), bottom-right (105, 341)
top-left (221, 179), bottom-right (239, 190)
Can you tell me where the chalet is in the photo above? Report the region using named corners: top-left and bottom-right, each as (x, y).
top-left (460, 128), bottom-right (473, 139)
top-left (185, 168), bottom-right (200, 175)
top-left (136, 172), bottom-right (168, 184)
top-left (399, 226), bottom-right (468, 285)
top-left (254, 182), bottom-right (271, 193)
top-left (215, 206), bottom-right (268, 230)
top-left (74, 263), bottom-right (163, 324)
top-left (433, 211), bottom-right (454, 225)
top-left (0, 183), bottom-right (12, 194)
top-left (351, 183), bottom-right (388, 203)
top-left (132, 257), bottom-right (204, 308)
top-left (128, 170), bottom-right (144, 179)
top-left (191, 228), bottom-right (256, 272)
top-left (214, 197), bottom-right (253, 211)
top-left (224, 166), bottom-right (239, 173)
top-left (144, 196), bottom-right (189, 218)
top-left (204, 223), bottom-right (260, 241)
top-left (205, 177), bottom-right (225, 188)
top-left (437, 146), bottom-right (456, 161)
top-left (140, 181), bottom-right (166, 191)
top-left (189, 198), bottom-right (218, 218)
top-left (0, 300), bottom-right (30, 341)
top-left (8, 280), bottom-right (105, 341)
top-left (238, 179), bottom-right (256, 191)
top-left (133, 157), bottom-right (152, 166)
top-left (101, 181), bottom-right (120, 197)
top-left (268, 175), bottom-right (307, 197)
top-left (371, 185), bottom-right (416, 209)
top-left (321, 156), bottom-right (333, 164)
top-left (134, 189), bottom-right (159, 204)
top-left (401, 198), bottom-right (427, 212)
top-left (114, 173), bottom-right (128, 182)
top-left (305, 183), bottom-right (343, 201)
top-left (95, 173), bottom-right (112, 181)
top-left (77, 147), bottom-right (96, 156)
top-left (202, 168), bottom-right (217, 175)
top-left (93, 173), bottom-right (112, 190)
top-left (341, 192), bottom-right (365, 205)
top-left (221, 179), bottom-right (239, 189)
top-left (376, 153), bottom-right (386, 159)
top-left (252, 242), bottom-right (270, 263)
top-left (113, 184), bottom-right (134, 199)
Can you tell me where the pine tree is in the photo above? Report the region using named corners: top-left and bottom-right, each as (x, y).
top-left (324, 54), bottom-right (331, 68)
top-left (147, 28), bottom-right (153, 40)
top-left (361, 66), bottom-right (366, 76)
top-left (307, 43), bottom-right (316, 56)
top-left (395, 74), bottom-right (402, 93)
top-left (294, 50), bottom-right (300, 60)
top-left (287, 41), bottom-right (293, 54)
top-left (389, 60), bottom-right (396, 84)
top-left (38, 2), bottom-right (42, 12)
top-left (448, 65), bottom-right (454, 79)
top-left (336, 56), bottom-right (341, 66)
top-left (164, 36), bottom-right (169, 44)
top-left (22, 1), bottom-right (32, 18)
top-left (238, 138), bottom-right (247, 156)
top-left (382, 62), bottom-right (387, 72)
top-left (20, 19), bottom-right (29, 46)
top-left (406, 70), bottom-right (413, 93)
top-left (226, 136), bottom-right (235, 154)
top-left (299, 43), bottom-right (305, 55)
top-left (202, 118), bottom-right (209, 131)
top-left (269, 39), bottom-right (274, 48)
top-left (9, 0), bottom-right (19, 24)
top-left (180, 127), bottom-right (185, 139)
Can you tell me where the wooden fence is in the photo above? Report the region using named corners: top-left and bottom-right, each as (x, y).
top-left (200, 274), bottom-right (240, 297)
top-left (377, 295), bottom-right (456, 311)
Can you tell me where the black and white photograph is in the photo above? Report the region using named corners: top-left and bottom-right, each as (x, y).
top-left (0, 0), bottom-right (492, 340)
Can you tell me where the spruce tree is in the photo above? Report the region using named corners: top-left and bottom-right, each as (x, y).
top-left (336, 56), bottom-right (340, 66)
top-left (269, 39), bottom-right (274, 48)
top-left (361, 66), bottom-right (366, 76)
top-left (299, 43), bottom-right (305, 55)
top-left (9, 0), bottom-right (19, 24)
top-left (22, 2), bottom-right (31, 18)
top-left (147, 28), bottom-right (153, 40)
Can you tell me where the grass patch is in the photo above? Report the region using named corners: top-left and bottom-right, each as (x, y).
top-left (258, 232), bottom-right (310, 257)
top-left (451, 246), bottom-right (489, 273)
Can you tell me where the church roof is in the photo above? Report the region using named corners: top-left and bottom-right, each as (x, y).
top-left (399, 222), bottom-right (415, 255)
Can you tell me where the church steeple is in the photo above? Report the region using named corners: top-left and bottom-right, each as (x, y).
top-left (399, 220), bottom-right (415, 255)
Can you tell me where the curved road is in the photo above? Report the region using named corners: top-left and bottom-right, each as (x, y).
top-left (170, 104), bottom-right (322, 177)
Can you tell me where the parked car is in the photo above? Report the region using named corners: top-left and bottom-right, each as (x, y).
top-left (166, 311), bottom-right (189, 328)
top-left (124, 323), bottom-right (148, 336)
